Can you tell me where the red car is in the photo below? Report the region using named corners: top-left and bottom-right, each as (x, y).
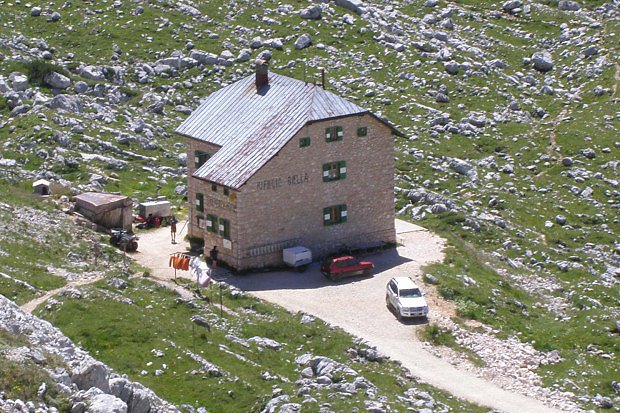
top-left (320, 255), bottom-right (374, 281)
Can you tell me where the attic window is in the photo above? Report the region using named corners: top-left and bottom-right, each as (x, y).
top-left (211, 184), bottom-right (217, 192)
top-left (300, 137), bottom-right (311, 148)
top-left (195, 151), bottom-right (210, 168)
top-left (357, 127), bottom-right (367, 137)
top-left (325, 126), bottom-right (343, 142)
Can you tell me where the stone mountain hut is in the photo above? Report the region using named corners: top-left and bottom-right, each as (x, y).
top-left (175, 59), bottom-right (400, 270)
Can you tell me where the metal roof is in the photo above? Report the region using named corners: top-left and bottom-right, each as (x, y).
top-left (73, 192), bottom-right (129, 207)
top-left (175, 72), bottom-right (391, 189)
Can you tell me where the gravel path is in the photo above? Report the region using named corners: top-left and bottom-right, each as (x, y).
top-left (103, 221), bottom-right (566, 413)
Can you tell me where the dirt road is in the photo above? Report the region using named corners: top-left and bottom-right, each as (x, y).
top-left (131, 221), bottom-right (563, 413)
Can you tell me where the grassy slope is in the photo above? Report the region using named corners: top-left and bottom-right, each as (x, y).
top-left (36, 278), bottom-right (484, 412)
top-left (0, 0), bottom-right (618, 407)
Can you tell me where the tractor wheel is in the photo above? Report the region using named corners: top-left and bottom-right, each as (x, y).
top-left (127, 240), bottom-right (138, 252)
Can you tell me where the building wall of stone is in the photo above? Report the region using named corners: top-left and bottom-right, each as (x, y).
top-left (233, 113), bottom-right (395, 269)
top-left (186, 114), bottom-right (395, 270)
top-left (186, 138), bottom-right (226, 240)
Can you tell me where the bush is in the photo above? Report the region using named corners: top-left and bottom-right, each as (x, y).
top-left (24, 60), bottom-right (65, 87)
top-left (455, 299), bottom-right (483, 320)
top-left (437, 285), bottom-right (458, 300)
top-left (419, 325), bottom-right (456, 347)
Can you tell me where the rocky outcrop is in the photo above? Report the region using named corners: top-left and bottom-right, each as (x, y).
top-left (0, 295), bottom-right (179, 413)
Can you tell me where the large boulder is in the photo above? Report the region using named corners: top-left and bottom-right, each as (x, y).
top-left (188, 50), bottom-right (218, 66)
top-left (449, 158), bottom-right (478, 181)
top-left (47, 94), bottom-right (83, 113)
top-left (0, 77), bottom-right (11, 93)
top-left (300, 5), bottom-right (322, 19)
top-left (44, 71), bottom-right (71, 89)
top-left (502, 1), bottom-right (523, 13)
top-left (71, 360), bottom-right (110, 393)
top-left (531, 51), bottom-right (553, 72)
top-left (294, 34), bottom-right (312, 50)
top-left (11, 74), bottom-right (29, 91)
top-left (558, 1), bottom-right (580, 11)
top-left (444, 61), bottom-right (459, 75)
top-left (80, 65), bottom-right (105, 81)
top-left (129, 387), bottom-right (152, 413)
top-left (109, 378), bottom-right (151, 413)
top-left (335, 0), bottom-right (365, 15)
top-left (88, 394), bottom-right (127, 413)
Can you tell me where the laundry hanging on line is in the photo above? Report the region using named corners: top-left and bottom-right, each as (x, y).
top-left (190, 256), bottom-right (212, 287)
top-left (169, 253), bottom-right (191, 271)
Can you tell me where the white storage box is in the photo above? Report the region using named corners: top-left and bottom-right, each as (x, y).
top-left (283, 246), bottom-right (312, 268)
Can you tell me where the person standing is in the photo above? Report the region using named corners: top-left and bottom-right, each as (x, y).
top-left (209, 246), bottom-right (218, 269)
top-left (170, 216), bottom-right (177, 244)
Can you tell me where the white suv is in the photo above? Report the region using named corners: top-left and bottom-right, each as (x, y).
top-left (386, 277), bottom-right (429, 319)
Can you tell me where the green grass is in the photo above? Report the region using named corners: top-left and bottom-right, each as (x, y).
top-left (36, 278), bottom-right (484, 412)
top-left (0, 330), bottom-right (70, 411)
top-left (0, 0), bottom-right (618, 409)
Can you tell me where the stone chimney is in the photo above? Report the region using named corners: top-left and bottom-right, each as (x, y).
top-left (255, 58), bottom-right (269, 89)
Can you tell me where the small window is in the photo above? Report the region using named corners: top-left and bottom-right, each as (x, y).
top-left (299, 137), bottom-right (311, 148)
top-left (206, 214), bottom-right (217, 233)
top-left (196, 215), bottom-right (204, 229)
top-left (322, 161), bottom-right (346, 182)
top-left (219, 218), bottom-right (230, 239)
top-left (194, 151), bottom-right (210, 168)
top-left (357, 127), bottom-right (367, 137)
top-left (211, 184), bottom-right (217, 192)
top-left (223, 187), bottom-right (230, 196)
top-left (323, 204), bottom-right (347, 226)
top-left (325, 126), bottom-right (343, 142)
top-left (195, 193), bottom-right (204, 212)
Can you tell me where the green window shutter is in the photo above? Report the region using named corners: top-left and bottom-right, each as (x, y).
top-left (219, 218), bottom-right (230, 239)
top-left (339, 161), bottom-right (347, 179)
top-left (336, 126), bottom-right (343, 141)
top-left (339, 204), bottom-right (347, 223)
top-left (206, 214), bottom-right (216, 232)
top-left (322, 163), bottom-right (330, 182)
top-left (195, 193), bottom-right (204, 212)
top-left (323, 207), bottom-right (331, 226)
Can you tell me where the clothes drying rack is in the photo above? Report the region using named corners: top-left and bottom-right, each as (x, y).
top-left (169, 252), bottom-right (193, 281)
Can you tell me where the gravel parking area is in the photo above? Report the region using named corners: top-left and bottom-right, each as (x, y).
top-left (227, 220), bottom-right (563, 413)
top-left (132, 220), bottom-right (563, 413)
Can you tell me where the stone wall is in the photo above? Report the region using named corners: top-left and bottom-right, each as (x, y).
top-left (185, 139), bottom-right (227, 240)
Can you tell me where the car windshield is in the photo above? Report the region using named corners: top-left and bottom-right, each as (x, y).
top-left (399, 288), bottom-right (422, 298)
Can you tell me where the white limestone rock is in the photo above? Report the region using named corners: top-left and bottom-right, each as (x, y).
top-left (44, 71), bottom-right (71, 89)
